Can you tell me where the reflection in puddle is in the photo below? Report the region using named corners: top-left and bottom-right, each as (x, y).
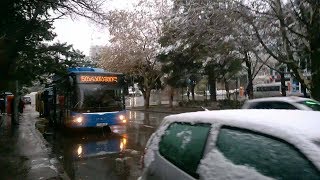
top-left (129, 111), bottom-right (137, 121)
top-left (41, 111), bottom-right (170, 180)
top-left (45, 130), bottom-right (142, 180)
top-left (72, 135), bottom-right (127, 159)
top-left (128, 97), bottom-right (138, 107)
top-left (120, 137), bottom-right (126, 152)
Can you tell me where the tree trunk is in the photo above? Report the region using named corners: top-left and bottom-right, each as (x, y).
top-left (235, 78), bottom-right (239, 101)
top-left (208, 66), bottom-right (217, 101)
top-left (168, 86), bottom-right (174, 108)
top-left (310, 12), bottom-right (320, 100)
top-left (144, 89), bottom-right (151, 109)
top-left (11, 81), bottom-right (20, 124)
top-left (244, 54), bottom-right (254, 99)
top-left (301, 85), bottom-right (309, 98)
top-left (191, 83), bottom-right (195, 101)
top-left (247, 81), bottom-right (254, 99)
top-left (310, 50), bottom-right (320, 100)
top-left (280, 68), bottom-right (286, 96)
top-left (224, 79), bottom-right (230, 100)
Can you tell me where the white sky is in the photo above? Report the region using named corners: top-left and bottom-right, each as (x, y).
top-left (53, 0), bottom-right (134, 56)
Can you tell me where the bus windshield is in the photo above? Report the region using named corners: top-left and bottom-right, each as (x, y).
top-left (74, 84), bottom-right (124, 112)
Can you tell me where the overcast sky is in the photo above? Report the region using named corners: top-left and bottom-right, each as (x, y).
top-left (53, 0), bottom-right (134, 56)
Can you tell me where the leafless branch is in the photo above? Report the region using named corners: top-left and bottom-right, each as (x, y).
top-left (253, 53), bottom-right (272, 79)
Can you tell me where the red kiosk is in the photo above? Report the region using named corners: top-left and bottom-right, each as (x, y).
top-left (6, 95), bottom-right (14, 114)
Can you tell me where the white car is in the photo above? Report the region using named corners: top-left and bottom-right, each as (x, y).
top-left (140, 110), bottom-right (320, 179)
top-left (242, 96), bottom-right (320, 111)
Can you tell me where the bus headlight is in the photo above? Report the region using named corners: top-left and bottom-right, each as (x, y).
top-left (77, 145), bottom-right (83, 156)
top-left (75, 117), bottom-right (83, 123)
top-left (119, 115), bottom-right (127, 123)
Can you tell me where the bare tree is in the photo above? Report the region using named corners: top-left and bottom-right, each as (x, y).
top-left (100, 0), bottom-right (171, 109)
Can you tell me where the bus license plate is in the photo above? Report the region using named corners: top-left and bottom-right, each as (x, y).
top-left (96, 123), bottom-right (108, 127)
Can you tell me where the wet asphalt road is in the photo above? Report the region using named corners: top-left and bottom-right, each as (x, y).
top-left (42, 110), bottom-right (170, 180)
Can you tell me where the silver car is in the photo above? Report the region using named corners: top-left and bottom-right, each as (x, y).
top-left (242, 96), bottom-right (320, 111)
top-left (140, 110), bottom-right (320, 179)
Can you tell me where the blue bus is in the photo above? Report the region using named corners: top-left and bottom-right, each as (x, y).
top-left (45, 67), bottom-right (127, 130)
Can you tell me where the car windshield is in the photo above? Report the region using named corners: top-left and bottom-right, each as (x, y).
top-left (297, 100), bottom-right (320, 111)
top-left (74, 84), bottom-right (124, 112)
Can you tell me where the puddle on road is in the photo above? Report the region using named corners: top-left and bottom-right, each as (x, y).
top-left (35, 110), bottom-right (170, 180)
top-left (37, 125), bottom-right (148, 180)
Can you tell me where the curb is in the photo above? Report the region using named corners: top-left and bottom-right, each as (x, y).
top-left (32, 117), bottom-right (70, 180)
top-left (33, 122), bottom-right (71, 180)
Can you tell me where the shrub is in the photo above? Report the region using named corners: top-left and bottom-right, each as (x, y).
top-left (218, 100), bottom-right (244, 109)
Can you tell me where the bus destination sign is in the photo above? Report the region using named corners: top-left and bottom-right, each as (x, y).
top-left (79, 75), bottom-right (118, 83)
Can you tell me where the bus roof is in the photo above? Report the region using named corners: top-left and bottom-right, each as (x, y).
top-left (67, 67), bottom-right (123, 75)
top-left (68, 67), bottom-right (105, 73)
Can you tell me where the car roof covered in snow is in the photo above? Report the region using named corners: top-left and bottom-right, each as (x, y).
top-left (244, 96), bottom-right (315, 103)
top-left (159, 110), bottom-right (320, 169)
top-left (163, 110), bottom-right (320, 141)
top-left (143, 110), bottom-right (320, 172)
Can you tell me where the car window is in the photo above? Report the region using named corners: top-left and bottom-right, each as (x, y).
top-left (216, 126), bottom-right (320, 179)
top-left (271, 101), bottom-right (297, 109)
top-left (250, 102), bottom-right (272, 109)
top-left (297, 100), bottom-right (320, 111)
top-left (251, 101), bottom-right (297, 109)
top-left (159, 123), bottom-right (211, 178)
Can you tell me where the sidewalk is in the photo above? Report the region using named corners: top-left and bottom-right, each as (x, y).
top-left (0, 106), bottom-right (68, 180)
